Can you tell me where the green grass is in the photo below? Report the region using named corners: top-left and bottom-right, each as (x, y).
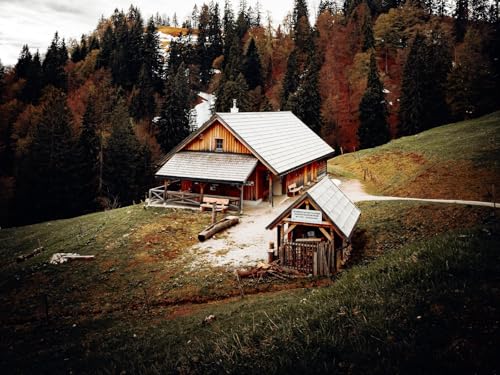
top-left (329, 111), bottom-right (500, 201)
top-left (1, 201), bottom-right (498, 374)
top-left (2, 211), bottom-right (498, 374)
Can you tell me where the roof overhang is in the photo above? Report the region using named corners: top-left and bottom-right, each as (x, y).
top-left (277, 152), bottom-right (336, 177)
top-left (155, 151), bottom-right (259, 184)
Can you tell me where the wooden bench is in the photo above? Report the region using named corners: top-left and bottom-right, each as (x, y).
top-left (199, 197), bottom-right (229, 212)
top-left (287, 183), bottom-right (304, 196)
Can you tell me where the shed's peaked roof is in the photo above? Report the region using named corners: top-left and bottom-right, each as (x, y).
top-left (157, 111), bottom-right (335, 177)
top-left (156, 151), bottom-right (258, 183)
top-left (267, 177), bottom-right (361, 239)
top-left (216, 112), bottom-right (334, 175)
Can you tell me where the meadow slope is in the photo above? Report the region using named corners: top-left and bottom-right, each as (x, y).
top-left (329, 112), bottom-right (500, 201)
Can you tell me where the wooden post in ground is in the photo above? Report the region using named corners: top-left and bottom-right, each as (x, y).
top-left (200, 183), bottom-right (205, 203)
top-left (269, 174), bottom-right (273, 207)
top-left (313, 250), bottom-right (318, 276)
top-left (163, 179), bottom-right (169, 200)
top-left (211, 203), bottom-right (217, 224)
top-left (268, 242), bottom-right (275, 263)
top-left (239, 184), bottom-right (244, 214)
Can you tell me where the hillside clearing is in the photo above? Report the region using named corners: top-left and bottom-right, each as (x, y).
top-left (329, 112), bottom-right (500, 201)
top-left (0, 202), bottom-right (498, 374)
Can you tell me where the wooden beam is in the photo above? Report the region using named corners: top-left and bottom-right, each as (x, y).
top-left (283, 224), bottom-right (296, 237)
top-left (239, 184), bottom-right (244, 214)
top-left (282, 218), bottom-right (333, 228)
top-left (319, 227), bottom-right (333, 241)
top-left (269, 174), bottom-right (273, 206)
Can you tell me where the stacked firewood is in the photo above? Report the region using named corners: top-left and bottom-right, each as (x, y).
top-left (235, 261), bottom-right (305, 280)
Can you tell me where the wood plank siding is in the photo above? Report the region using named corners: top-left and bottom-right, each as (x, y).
top-left (184, 121), bottom-right (252, 154)
top-left (284, 159), bottom-right (327, 191)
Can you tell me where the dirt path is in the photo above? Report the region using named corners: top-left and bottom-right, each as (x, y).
top-left (190, 196), bottom-right (294, 268)
top-left (339, 179), bottom-right (499, 208)
top-left (189, 178), bottom-right (497, 269)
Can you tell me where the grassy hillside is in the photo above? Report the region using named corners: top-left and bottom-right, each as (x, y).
top-left (1, 201), bottom-right (498, 373)
top-left (329, 112), bottom-right (500, 201)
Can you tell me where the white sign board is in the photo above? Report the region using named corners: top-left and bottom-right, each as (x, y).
top-left (291, 209), bottom-right (322, 224)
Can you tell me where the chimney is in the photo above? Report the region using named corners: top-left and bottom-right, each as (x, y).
top-left (230, 99), bottom-right (239, 113)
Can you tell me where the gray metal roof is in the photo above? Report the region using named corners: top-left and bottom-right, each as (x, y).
top-left (156, 151), bottom-right (258, 183)
top-left (267, 177), bottom-right (361, 239)
top-left (306, 177), bottom-right (361, 238)
top-left (217, 111), bottom-right (335, 175)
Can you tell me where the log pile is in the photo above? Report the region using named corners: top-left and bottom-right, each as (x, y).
top-left (235, 261), bottom-right (305, 280)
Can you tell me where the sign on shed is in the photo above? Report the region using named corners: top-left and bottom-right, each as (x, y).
top-left (291, 209), bottom-right (322, 224)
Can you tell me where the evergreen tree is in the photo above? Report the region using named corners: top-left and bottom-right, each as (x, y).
top-left (286, 56), bottom-right (323, 134)
top-left (197, 4), bottom-right (212, 87)
top-left (399, 31), bottom-right (451, 135)
top-left (362, 12), bottom-right (375, 52)
top-left (14, 45), bottom-right (32, 79)
top-left (281, 49), bottom-right (299, 109)
top-left (96, 25), bottom-right (114, 68)
top-left (16, 88), bottom-right (78, 223)
top-left (358, 53), bottom-right (389, 148)
top-left (42, 32), bottom-right (68, 91)
top-left (318, 0), bottom-right (334, 15)
top-left (130, 65), bottom-right (156, 121)
top-left (235, 7), bottom-right (250, 41)
top-left (77, 95), bottom-right (100, 211)
top-left (398, 34), bottom-right (426, 136)
top-left (103, 98), bottom-right (143, 204)
top-left (156, 63), bottom-right (192, 153)
top-left (292, 0), bottom-right (313, 55)
top-left (454, 0), bottom-right (469, 42)
top-left (223, 0), bottom-right (237, 70)
top-left (447, 27), bottom-right (497, 119)
top-left (15, 46), bottom-right (42, 103)
top-left (216, 73), bottom-right (250, 112)
top-left (209, 2), bottom-right (224, 61)
top-left (243, 38), bottom-right (263, 90)
top-left (142, 17), bottom-right (164, 93)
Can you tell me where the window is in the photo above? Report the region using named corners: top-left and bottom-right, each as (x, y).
top-left (215, 138), bottom-right (223, 152)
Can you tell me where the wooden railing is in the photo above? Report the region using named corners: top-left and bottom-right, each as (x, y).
top-left (147, 186), bottom-right (241, 211)
top-left (278, 241), bottom-right (339, 276)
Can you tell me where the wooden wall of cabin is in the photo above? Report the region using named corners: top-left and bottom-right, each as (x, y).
top-left (283, 159), bottom-right (327, 190)
top-left (184, 122), bottom-right (252, 154)
top-left (243, 164), bottom-right (269, 201)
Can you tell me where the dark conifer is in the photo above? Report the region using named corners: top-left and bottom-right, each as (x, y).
top-left (42, 32), bottom-right (68, 91)
top-left (281, 49), bottom-right (299, 109)
top-left (243, 38), bottom-right (263, 90)
top-left (103, 98), bottom-right (143, 204)
top-left (454, 0), bottom-right (469, 42)
top-left (142, 17), bottom-right (164, 93)
top-left (156, 63), bottom-right (192, 153)
top-left (77, 95), bottom-right (100, 211)
top-left (16, 88), bottom-right (78, 222)
top-left (286, 55), bottom-right (323, 134)
top-left (358, 53), bottom-right (389, 148)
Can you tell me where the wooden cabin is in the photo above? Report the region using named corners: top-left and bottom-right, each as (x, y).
top-left (266, 177), bottom-right (361, 276)
top-left (151, 109), bottom-right (335, 212)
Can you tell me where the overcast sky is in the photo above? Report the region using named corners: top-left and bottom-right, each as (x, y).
top-left (0, 0), bottom-right (325, 66)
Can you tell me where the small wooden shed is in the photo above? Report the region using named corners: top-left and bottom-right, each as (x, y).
top-left (266, 177), bottom-right (361, 276)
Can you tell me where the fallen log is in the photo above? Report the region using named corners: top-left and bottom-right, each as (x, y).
top-left (198, 216), bottom-right (239, 242)
top-left (49, 253), bottom-right (95, 265)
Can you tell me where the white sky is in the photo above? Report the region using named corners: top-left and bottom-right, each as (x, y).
top-left (0, 0), bottom-right (324, 67)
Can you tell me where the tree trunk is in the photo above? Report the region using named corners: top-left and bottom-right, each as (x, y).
top-left (198, 216), bottom-right (239, 242)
